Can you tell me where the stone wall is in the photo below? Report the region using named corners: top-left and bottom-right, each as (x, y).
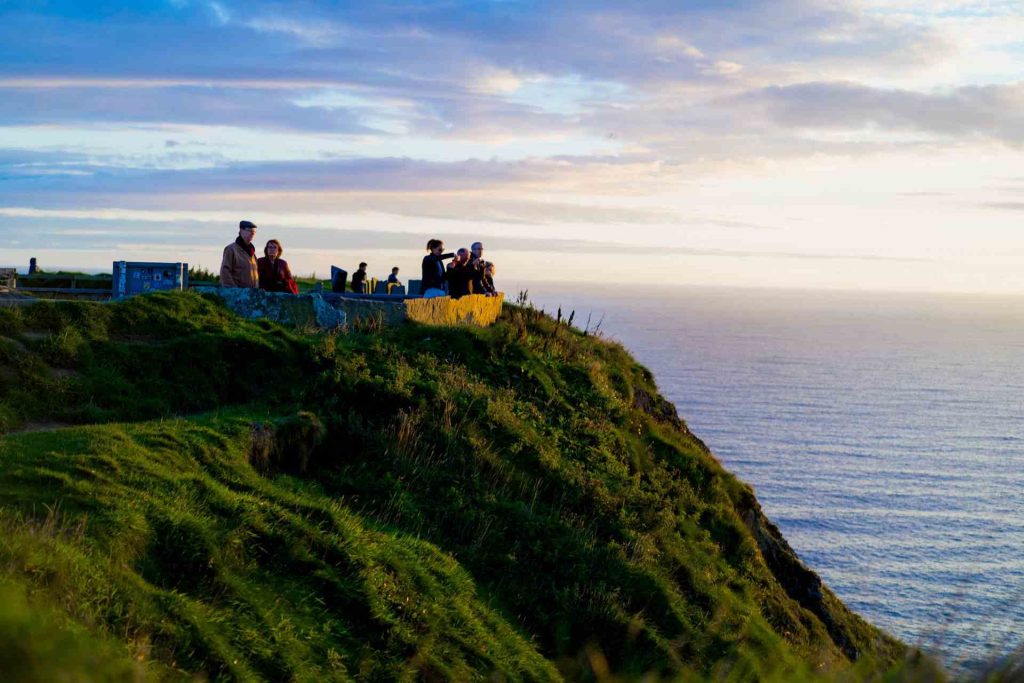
top-left (194, 287), bottom-right (347, 330)
top-left (327, 297), bottom-right (410, 327)
top-left (196, 287), bottom-right (503, 330)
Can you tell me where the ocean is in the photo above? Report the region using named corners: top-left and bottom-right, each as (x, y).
top-left (520, 282), bottom-right (1024, 672)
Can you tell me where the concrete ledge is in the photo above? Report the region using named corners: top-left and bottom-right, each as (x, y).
top-left (326, 292), bottom-right (503, 327)
top-left (405, 294), bottom-right (503, 326)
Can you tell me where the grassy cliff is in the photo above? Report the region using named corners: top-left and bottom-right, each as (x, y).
top-left (0, 292), bottom-right (913, 681)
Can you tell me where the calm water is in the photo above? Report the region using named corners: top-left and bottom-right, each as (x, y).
top-left (521, 282), bottom-right (1024, 671)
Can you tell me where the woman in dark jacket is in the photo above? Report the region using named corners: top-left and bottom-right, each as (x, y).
top-left (421, 238), bottom-right (454, 297)
top-left (257, 239), bottom-right (299, 294)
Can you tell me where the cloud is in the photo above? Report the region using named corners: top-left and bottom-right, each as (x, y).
top-left (0, 0), bottom-right (987, 181)
top-left (722, 81), bottom-right (1024, 144)
top-left (980, 202), bottom-right (1024, 211)
top-left (0, 214), bottom-right (924, 263)
top-left (0, 84), bottom-right (378, 133)
top-left (654, 35), bottom-right (705, 60)
top-left (0, 156), bottom-right (529, 195)
top-left (0, 0), bottom-right (1019, 240)
top-left (472, 69), bottom-right (524, 95)
top-left (245, 15), bottom-right (347, 46)
top-left (700, 61), bottom-right (744, 77)
top-left (0, 152), bottom-right (697, 224)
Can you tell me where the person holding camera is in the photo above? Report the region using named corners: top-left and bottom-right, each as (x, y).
top-left (446, 247), bottom-right (474, 299)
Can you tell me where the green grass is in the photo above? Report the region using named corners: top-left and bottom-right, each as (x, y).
top-left (0, 416), bottom-right (557, 681)
top-left (0, 291), bottom-right (934, 681)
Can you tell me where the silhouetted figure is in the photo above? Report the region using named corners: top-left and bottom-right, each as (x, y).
top-left (387, 267), bottom-right (401, 286)
top-left (351, 262), bottom-right (368, 293)
top-left (28, 257), bottom-right (38, 275)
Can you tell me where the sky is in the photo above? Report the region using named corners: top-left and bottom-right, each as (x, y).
top-left (2, 1), bottom-right (1023, 293)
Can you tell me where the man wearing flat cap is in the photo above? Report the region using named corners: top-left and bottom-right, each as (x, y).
top-left (220, 220), bottom-right (260, 288)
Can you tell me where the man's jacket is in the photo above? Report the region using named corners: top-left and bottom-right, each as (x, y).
top-left (220, 238), bottom-right (259, 288)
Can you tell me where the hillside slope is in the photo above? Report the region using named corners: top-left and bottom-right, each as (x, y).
top-left (0, 292), bottom-right (905, 681)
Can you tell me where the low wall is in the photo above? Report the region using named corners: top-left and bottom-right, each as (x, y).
top-left (199, 287), bottom-right (503, 330)
top-left (405, 294), bottom-right (503, 326)
top-left (327, 297), bottom-right (409, 327)
top-left (195, 287), bottom-right (347, 330)
top-left (328, 293), bottom-right (503, 327)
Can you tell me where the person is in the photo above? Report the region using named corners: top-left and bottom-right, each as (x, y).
top-left (469, 241), bottom-right (489, 294)
top-left (257, 239), bottom-right (298, 294)
top-left (351, 262), bottom-right (368, 293)
top-left (220, 220), bottom-right (259, 288)
top-left (387, 267), bottom-right (401, 286)
top-left (446, 248), bottom-right (473, 299)
top-left (421, 239), bottom-right (454, 297)
top-left (480, 262), bottom-right (497, 296)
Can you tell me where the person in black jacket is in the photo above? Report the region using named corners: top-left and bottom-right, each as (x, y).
top-left (469, 241), bottom-right (489, 295)
top-left (351, 262), bottom-right (368, 293)
top-left (446, 248), bottom-right (473, 299)
top-left (421, 239), bottom-right (453, 297)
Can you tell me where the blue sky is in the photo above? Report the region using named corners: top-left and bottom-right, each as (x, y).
top-left (2, 1), bottom-right (1023, 291)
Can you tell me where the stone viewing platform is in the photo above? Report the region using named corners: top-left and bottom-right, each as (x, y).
top-left (2, 259), bottom-right (504, 328)
top-left (194, 286), bottom-right (503, 329)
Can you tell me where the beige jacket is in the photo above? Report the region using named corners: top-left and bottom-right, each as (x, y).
top-left (220, 239), bottom-right (259, 288)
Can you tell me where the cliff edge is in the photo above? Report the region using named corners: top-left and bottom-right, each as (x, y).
top-left (0, 292), bottom-right (905, 681)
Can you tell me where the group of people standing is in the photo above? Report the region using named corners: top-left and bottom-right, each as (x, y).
top-left (421, 239), bottom-right (496, 299)
top-left (219, 221), bottom-right (497, 299)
